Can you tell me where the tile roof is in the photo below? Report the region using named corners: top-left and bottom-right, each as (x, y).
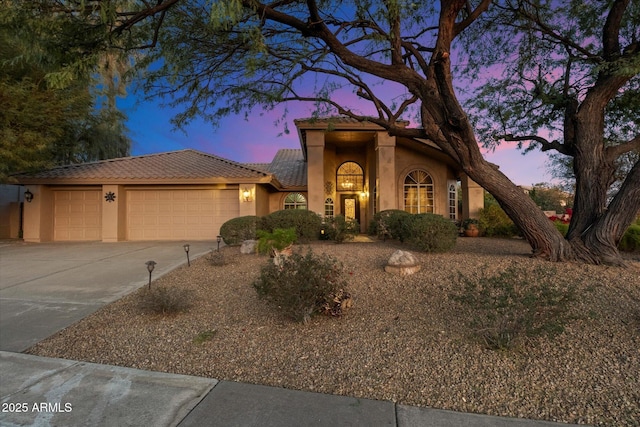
top-left (256, 149), bottom-right (307, 189)
top-left (14, 149), bottom-right (273, 185)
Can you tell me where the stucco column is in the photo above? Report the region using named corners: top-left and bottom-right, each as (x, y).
top-left (461, 174), bottom-right (484, 219)
top-left (375, 132), bottom-right (396, 211)
top-left (23, 185), bottom-right (52, 242)
top-left (306, 131), bottom-right (325, 215)
top-left (102, 185), bottom-right (124, 242)
top-left (239, 184), bottom-right (257, 217)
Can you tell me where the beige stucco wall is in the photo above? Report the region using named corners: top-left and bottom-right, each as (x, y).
top-left (23, 185), bottom-right (54, 242)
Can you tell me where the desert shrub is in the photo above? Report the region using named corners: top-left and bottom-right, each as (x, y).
top-left (193, 329), bottom-right (217, 344)
top-left (371, 209), bottom-right (412, 241)
top-left (260, 209), bottom-right (322, 241)
top-left (256, 227), bottom-right (297, 254)
top-left (253, 250), bottom-right (350, 322)
top-left (219, 216), bottom-right (259, 245)
top-left (478, 205), bottom-right (519, 237)
top-left (619, 224), bottom-right (640, 252)
top-left (137, 287), bottom-right (192, 315)
top-left (324, 215), bottom-right (359, 243)
top-left (208, 250), bottom-right (226, 266)
top-left (450, 264), bottom-right (575, 350)
top-left (404, 213), bottom-right (458, 252)
top-left (553, 221), bottom-right (569, 237)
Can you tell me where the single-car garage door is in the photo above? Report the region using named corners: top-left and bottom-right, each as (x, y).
top-left (53, 190), bottom-right (102, 241)
top-left (127, 189), bottom-right (238, 240)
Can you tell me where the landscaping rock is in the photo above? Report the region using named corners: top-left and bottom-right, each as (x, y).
top-left (240, 240), bottom-right (257, 254)
top-left (384, 250), bottom-right (421, 276)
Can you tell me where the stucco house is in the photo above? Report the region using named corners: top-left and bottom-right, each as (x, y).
top-left (12, 117), bottom-right (484, 242)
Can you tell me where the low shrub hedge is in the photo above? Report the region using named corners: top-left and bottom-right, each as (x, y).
top-left (404, 213), bottom-right (458, 252)
top-left (478, 204), bottom-right (519, 237)
top-left (260, 209), bottom-right (322, 241)
top-left (219, 216), bottom-right (259, 245)
top-left (370, 209), bottom-right (412, 241)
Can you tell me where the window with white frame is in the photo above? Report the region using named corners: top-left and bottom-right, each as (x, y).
top-left (284, 193), bottom-right (307, 209)
top-left (404, 170), bottom-right (434, 214)
top-left (448, 181), bottom-right (457, 220)
top-left (324, 198), bottom-right (334, 217)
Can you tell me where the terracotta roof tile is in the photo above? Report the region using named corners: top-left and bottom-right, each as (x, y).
top-left (13, 149), bottom-right (271, 184)
top-left (257, 149), bottom-right (307, 188)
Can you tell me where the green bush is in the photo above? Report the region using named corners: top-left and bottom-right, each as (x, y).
top-left (404, 213), bottom-right (458, 252)
top-left (478, 205), bottom-right (518, 237)
top-left (219, 216), bottom-right (259, 245)
top-left (253, 250), bottom-right (350, 322)
top-left (450, 264), bottom-right (575, 350)
top-left (371, 209), bottom-right (413, 241)
top-left (260, 209), bottom-right (322, 241)
top-left (619, 224), bottom-right (640, 252)
top-left (137, 287), bottom-right (193, 315)
top-left (553, 220), bottom-right (569, 237)
top-left (256, 227), bottom-right (297, 254)
top-left (324, 215), bottom-right (359, 243)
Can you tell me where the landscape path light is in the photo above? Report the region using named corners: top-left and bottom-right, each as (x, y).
top-left (216, 235), bottom-right (222, 252)
top-left (183, 243), bottom-right (191, 266)
top-left (145, 260), bottom-right (156, 289)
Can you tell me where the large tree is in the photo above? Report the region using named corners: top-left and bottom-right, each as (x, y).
top-left (0, 0), bottom-right (132, 182)
top-left (62, 0), bottom-right (638, 265)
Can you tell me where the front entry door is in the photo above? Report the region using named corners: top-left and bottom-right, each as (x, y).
top-left (340, 194), bottom-right (360, 224)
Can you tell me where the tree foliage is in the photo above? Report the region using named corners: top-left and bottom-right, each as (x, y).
top-left (0, 0), bottom-right (132, 182)
top-left (34, 0), bottom-right (640, 265)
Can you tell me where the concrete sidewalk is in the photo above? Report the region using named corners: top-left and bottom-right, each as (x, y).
top-left (1, 352), bottom-right (569, 427)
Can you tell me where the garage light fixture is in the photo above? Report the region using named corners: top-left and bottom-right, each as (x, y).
top-left (242, 188), bottom-right (252, 202)
top-left (146, 260), bottom-right (156, 289)
top-left (24, 189), bottom-right (34, 203)
top-left (183, 244), bottom-right (191, 266)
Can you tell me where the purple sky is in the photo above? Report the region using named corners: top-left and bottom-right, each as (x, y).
top-left (121, 95), bottom-right (555, 187)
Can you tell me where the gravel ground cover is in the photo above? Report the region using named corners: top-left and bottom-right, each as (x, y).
top-left (28, 238), bottom-right (640, 426)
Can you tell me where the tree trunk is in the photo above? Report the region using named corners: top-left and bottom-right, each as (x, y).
top-left (581, 160), bottom-right (640, 265)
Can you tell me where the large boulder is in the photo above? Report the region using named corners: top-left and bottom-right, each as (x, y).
top-left (384, 250), bottom-right (421, 276)
top-left (240, 239), bottom-right (257, 254)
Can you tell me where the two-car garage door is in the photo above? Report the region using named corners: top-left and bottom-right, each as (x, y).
top-left (126, 189), bottom-right (238, 241)
top-left (52, 188), bottom-right (238, 241)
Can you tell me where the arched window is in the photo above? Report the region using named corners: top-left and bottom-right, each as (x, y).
top-left (324, 198), bottom-right (334, 217)
top-left (284, 193), bottom-right (307, 210)
top-left (337, 162), bottom-right (364, 192)
top-left (404, 170), bottom-right (434, 214)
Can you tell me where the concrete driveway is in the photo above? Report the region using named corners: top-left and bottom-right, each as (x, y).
top-left (0, 240), bottom-right (216, 352)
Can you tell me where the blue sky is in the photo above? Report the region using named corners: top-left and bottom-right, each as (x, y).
top-left (120, 91), bottom-right (555, 187)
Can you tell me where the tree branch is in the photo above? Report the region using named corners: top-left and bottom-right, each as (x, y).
top-left (606, 134), bottom-right (640, 161)
top-left (602, 0), bottom-right (630, 59)
top-left (453, 0), bottom-right (492, 37)
top-left (499, 134), bottom-right (575, 156)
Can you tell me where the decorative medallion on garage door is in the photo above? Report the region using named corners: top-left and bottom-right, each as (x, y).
top-left (105, 192), bottom-right (116, 202)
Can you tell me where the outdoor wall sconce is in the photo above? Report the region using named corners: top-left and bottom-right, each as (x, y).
top-left (24, 189), bottom-right (34, 203)
top-left (145, 260), bottom-right (157, 289)
top-left (242, 188), bottom-right (252, 202)
top-left (216, 235), bottom-right (222, 252)
top-left (183, 243), bottom-right (191, 266)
